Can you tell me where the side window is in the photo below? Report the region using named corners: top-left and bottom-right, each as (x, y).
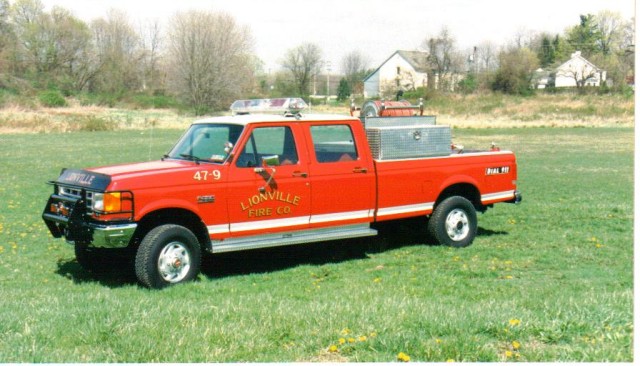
top-left (310, 125), bottom-right (358, 163)
top-left (236, 126), bottom-right (298, 167)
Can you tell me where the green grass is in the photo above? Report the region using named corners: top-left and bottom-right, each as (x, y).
top-left (0, 127), bottom-right (633, 362)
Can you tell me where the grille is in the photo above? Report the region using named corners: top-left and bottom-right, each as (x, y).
top-left (58, 186), bottom-right (95, 211)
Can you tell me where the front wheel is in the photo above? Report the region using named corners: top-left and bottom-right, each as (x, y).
top-left (135, 224), bottom-right (201, 288)
top-left (428, 196), bottom-right (478, 248)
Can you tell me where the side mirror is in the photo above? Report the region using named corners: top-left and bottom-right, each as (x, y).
top-left (261, 155), bottom-right (280, 167)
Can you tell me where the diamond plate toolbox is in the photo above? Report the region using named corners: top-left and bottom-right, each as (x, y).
top-left (362, 115), bottom-right (436, 128)
top-left (366, 125), bottom-right (451, 160)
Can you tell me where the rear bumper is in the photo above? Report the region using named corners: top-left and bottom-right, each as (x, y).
top-left (508, 190), bottom-right (522, 204)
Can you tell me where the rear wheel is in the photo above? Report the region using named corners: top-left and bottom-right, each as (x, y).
top-left (135, 224), bottom-right (201, 288)
top-left (428, 196), bottom-right (477, 247)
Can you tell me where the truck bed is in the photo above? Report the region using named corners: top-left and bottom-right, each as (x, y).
top-left (372, 150), bottom-right (518, 222)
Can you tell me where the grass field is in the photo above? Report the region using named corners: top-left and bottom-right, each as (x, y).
top-left (0, 124), bottom-right (634, 362)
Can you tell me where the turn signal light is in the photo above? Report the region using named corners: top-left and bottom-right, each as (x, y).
top-left (103, 192), bottom-right (122, 212)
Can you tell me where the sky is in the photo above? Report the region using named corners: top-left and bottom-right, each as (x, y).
top-left (40, 0), bottom-right (635, 73)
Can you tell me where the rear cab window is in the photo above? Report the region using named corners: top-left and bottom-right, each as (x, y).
top-left (310, 125), bottom-right (358, 163)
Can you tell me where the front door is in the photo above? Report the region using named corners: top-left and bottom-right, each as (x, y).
top-left (227, 124), bottom-right (311, 237)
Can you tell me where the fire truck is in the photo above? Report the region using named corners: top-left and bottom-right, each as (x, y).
top-left (43, 98), bottom-right (521, 288)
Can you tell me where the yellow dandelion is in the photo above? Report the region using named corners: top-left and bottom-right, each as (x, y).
top-left (328, 345), bottom-right (338, 353)
top-left (512, 340), bottom-right (521, 350)
top-left (397, 352), bottom-right (411, 362)
top-left (509, 319), bottom-right (521, 327)
top-left (341, 328), bottom-right (351, 335)
top-left (358, 335), bottom-right (367, 342)
top-left (435, 338), bottom-right (442, 344)
top-left (505, 350), bottom-right (513, 358)
top-left (338, 338), bottom-right (346, 345)
top-left (347, 337), bottom-right (355, 343)
top-left (370, 332), bottom-right (378, 338)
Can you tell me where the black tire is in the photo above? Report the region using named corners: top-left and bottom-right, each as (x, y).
top-left (75, 242), bottom-right (133, 275)
top-left (135, 224), bottom-right (201, 289)
top-left (428, 196), bottom-right (477, 248)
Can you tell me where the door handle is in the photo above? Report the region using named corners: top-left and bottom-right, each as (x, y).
top-left (292, 171), bottom-right (308, 178)
top-left (353, 167), bottom-right (368, 174)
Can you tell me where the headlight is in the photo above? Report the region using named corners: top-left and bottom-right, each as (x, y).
top-left (92, 192), bottom-right (130, 213)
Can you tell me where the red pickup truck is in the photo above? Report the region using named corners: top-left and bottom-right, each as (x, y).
top-left (43, 98), bottom-right (521, 288)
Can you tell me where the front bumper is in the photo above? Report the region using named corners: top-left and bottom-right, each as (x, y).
top-left (42, 194), bottom-right (136, 248)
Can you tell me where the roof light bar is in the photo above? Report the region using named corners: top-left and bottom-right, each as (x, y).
top-left (230, 98), bottom-right (308, 115)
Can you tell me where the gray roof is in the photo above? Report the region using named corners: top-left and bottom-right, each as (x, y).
top-left (364, 50), bottom-right (429, 82)
top-left (396, 50), bottom-right (430, 73)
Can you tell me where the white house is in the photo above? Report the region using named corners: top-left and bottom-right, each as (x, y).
top-left (363, 50), bottom-right (429, 98)
top-left (554, 51), bottom-right (606, 88)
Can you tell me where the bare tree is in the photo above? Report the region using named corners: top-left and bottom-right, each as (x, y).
top-left (421, 27), bottom-right (464, 91)
top-left (0, 0), bottom-right (14, 75)
top-left (8, 0), bottom-right (96, 90)
top-left (138, 19), bottom-right (163, 92)
top-left (10, 0), bottom-right (50, 74)
top-left (475, 40), bottom-right (498, 72)
top-left (0, 0), bottom-right (10, 50)
top-left (166, 10), bottom-right (254, 114)
top-left (511, 27), bottom-right (537, 50)
top-left (594, 10), bottom-right (627, 56)
top-left (340, 50), bottom-right (369, 95)
top-left (281, 42), bottom-right (322, 96)
top-left (90, 9), bottom-right (142, 93)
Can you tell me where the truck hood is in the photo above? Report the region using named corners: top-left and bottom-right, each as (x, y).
top-left (89, 160), bottom-right (191, 177)
top-left (56, 160), bottom-right (209, 191)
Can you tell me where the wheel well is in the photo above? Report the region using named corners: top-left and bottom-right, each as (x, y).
top-left (436, 183), bottom-right (483, 212)
top-left (132, 209), bottom-right (209, 250)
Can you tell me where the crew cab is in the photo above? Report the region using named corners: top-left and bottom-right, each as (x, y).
top-left (43, 98), bottom-right (521, 288)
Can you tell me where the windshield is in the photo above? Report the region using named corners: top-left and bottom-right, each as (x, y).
top-left (167, 123), bottom-right (244, 163)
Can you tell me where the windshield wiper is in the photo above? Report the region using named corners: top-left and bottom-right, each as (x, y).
top-left (179, 154), bottom-right (204, 164)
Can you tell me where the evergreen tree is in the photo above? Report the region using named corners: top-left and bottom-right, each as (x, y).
top-left (539, 36), bottom-right (555, 67)
top-left (567, 14), bottom-right (600, 57)
top-left (336, 78), bottom-right (351, 101)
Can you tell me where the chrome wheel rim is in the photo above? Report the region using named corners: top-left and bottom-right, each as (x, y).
top-left (445, 209), bottom-right (469, 241)
top-left (158, 241), bottom-right (191, 283)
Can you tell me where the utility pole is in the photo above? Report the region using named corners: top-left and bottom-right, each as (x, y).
top-left (326, 61), bottom-right (331, 104)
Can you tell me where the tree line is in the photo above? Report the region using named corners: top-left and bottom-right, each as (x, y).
top-left (0, 0), bottom-right (634, 114)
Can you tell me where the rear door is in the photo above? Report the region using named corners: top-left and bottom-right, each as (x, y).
top-left (305, 122), bottom-right (376, 227)
top-left (226, 123), bottom-right (311, 237)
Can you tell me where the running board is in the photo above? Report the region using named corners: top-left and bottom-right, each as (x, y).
top-left (208, 224), bottom-right (378, 254)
